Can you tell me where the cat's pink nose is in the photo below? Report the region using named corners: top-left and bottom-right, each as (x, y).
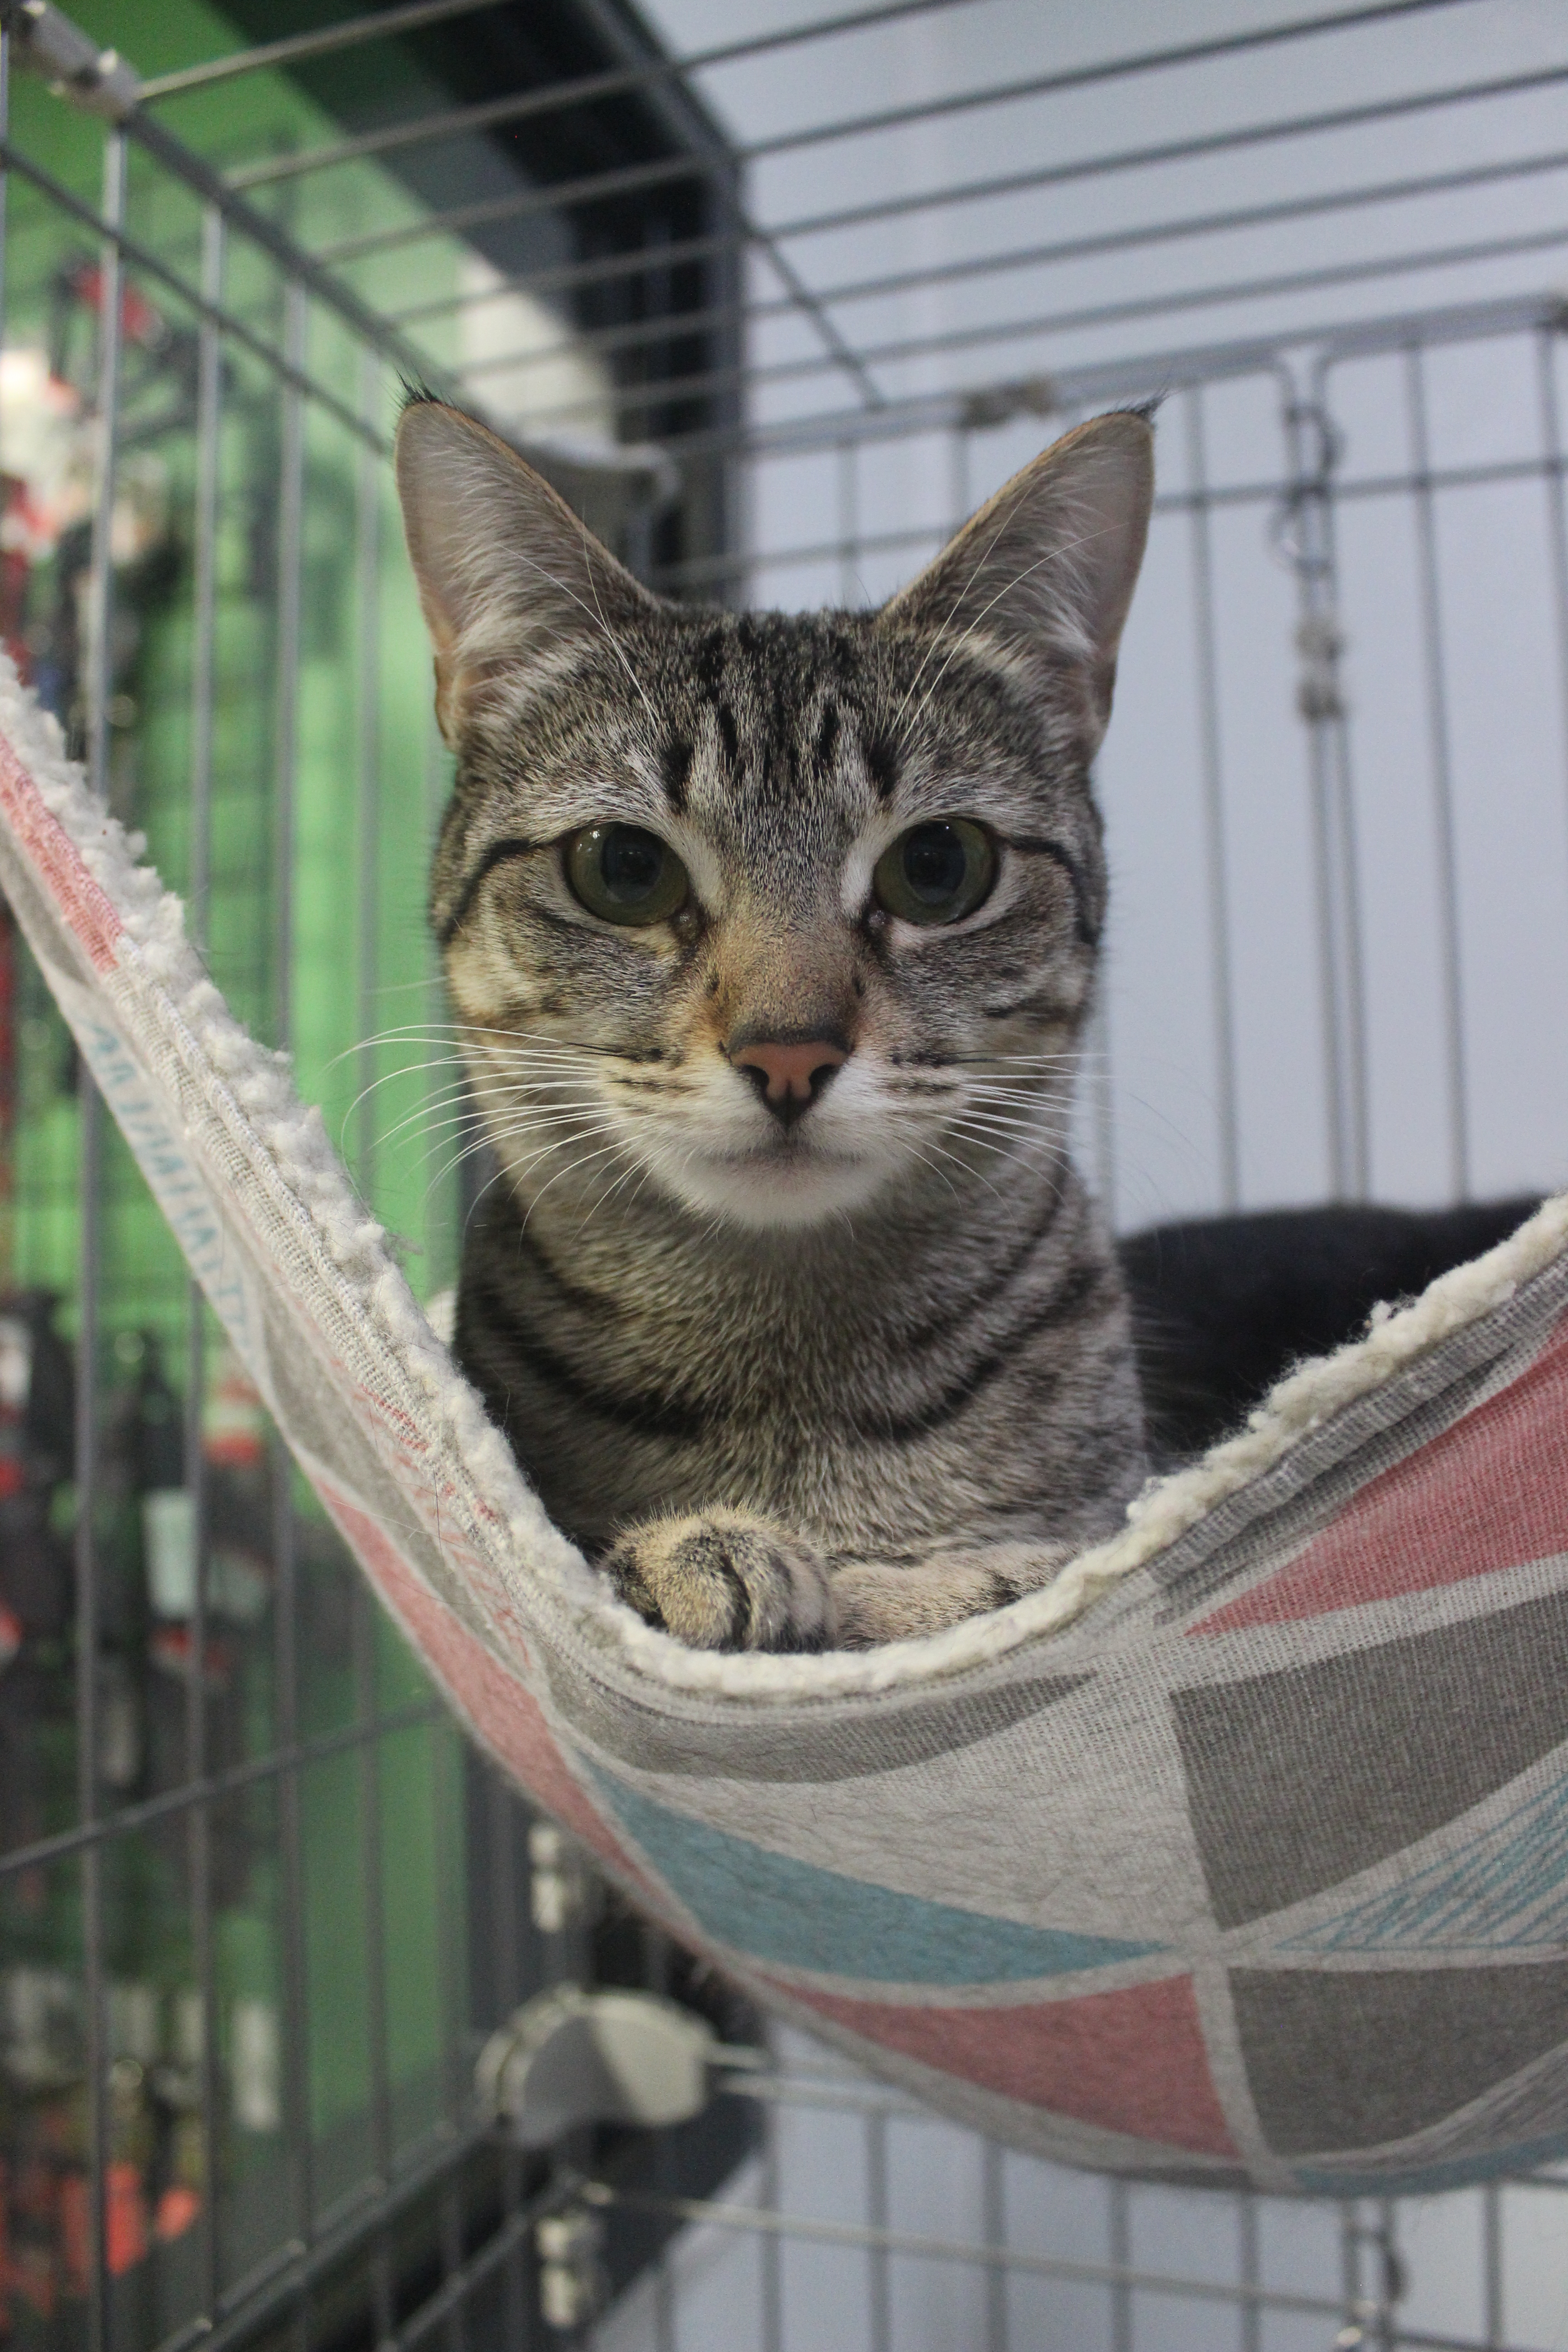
top-left (730, 1035), bottom-right (849, 1125)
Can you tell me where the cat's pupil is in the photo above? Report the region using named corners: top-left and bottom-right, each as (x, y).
top-left (902, 823), bottom-right (966, 904)
top-left (601, 826), bottom-right (664, 902)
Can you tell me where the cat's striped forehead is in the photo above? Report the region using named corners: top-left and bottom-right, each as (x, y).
top-left (646, 608), bottom-right (903, 827)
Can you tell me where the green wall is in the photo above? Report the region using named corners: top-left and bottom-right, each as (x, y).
top-left (0, 0), bottom-right (497, 2264)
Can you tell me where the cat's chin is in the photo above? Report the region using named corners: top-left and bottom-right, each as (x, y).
top-left (652, 1145), bottom-right (894, 1231)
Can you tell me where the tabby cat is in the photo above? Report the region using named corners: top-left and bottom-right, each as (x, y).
top-left (395, 396), bottom-right (1155, 1650)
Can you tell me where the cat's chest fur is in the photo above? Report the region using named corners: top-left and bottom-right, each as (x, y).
top-left (455, 1152), bottom-right (1145, 1562)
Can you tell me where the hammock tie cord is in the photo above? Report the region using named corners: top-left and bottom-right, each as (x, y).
top-left (5, 664), bottom-right (1568, 2195)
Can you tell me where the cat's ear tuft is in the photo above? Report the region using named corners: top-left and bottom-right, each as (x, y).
top-left (395, 398), bottom-right (655, 744)
top-left (878, 411), bottom-right (1154, 749)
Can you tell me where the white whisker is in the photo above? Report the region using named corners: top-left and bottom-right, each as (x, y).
top-left (902, 520), bottom-right (1124, 745)
top-left (515, 540), bottom-right (661, 740)
top-left (896, 1138), bottom-right (966, 1203)
top-left (414, 1104), bottom-right (600, 1172)
top-left (365, 1075), bottom-right (604, 1160)
top-left (429, 1113), bottom-right (617, 1196)
top-left (344, 1020), bottom-right (621, 1062)
top-left (950, 1110), bottom-right (1073, 1144)
top-left (522, 1137), bottom-right (632, 1226)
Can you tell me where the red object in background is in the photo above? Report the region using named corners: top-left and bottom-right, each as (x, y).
top-left (54, 2166), bottom-right (152, 2291)
top-left (0, 902), bottom-right (13, 1254)
top-left (68, 265), bottom-right (161, 350)
top-left (104, 2164), bottom-right (147, 2278)
top-left (0, 539), bottom-right (29, 682)
top-left (153, 2184), bottom-right (199, 2244)
top-left (0, 2156), bottom-right (10, 2340)
top-left (55, 2172), bottom-right (87, 2302)
top-left (148, 1622), bottom-right (233, 1691)
top-left (203, 1357), bottom-right (266, 1473)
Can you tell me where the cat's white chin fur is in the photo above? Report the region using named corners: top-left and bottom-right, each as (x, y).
top-left (646, 1142), bottom-right (893, 1230)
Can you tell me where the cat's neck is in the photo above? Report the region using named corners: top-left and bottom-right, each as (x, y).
top-left (503, 1142), bottom-right (1082, 1334)
top-left (456, 1132), bottom-right (1127, 1558)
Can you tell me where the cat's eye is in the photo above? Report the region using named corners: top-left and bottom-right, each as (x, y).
top-left (872, 819), bottom-right (995, 926)
top-left (564, 823), bottom-right (690, 925)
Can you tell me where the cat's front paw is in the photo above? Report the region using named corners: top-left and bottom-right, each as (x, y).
top-left (602, 1510), bottom-right (833, 1652)
top-left (828, 1543), bottom-right (1072, 1646)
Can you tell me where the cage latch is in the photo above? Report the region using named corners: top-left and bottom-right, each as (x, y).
top-left (1, 1), bottom-right (142, 121)
top-left (1295, 611), bottom-right (1346, 724)
top-left (535, 2205), bottom-right (608, 2333)
top-left (476, 1984), bottom-right (720, 2146)
top-left (528, 1819), bottom-right (601, 1933)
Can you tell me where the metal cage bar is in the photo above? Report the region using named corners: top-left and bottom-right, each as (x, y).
top-left (1404, 337), bottom-right (1471, 1200)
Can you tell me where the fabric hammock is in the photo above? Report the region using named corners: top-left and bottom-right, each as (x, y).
top-left (5, 663), bottom-right (1568, 2199)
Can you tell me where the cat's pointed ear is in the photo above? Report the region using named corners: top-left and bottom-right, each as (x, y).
top-left (395, 397), bottom-right (656, 744)
top-left (878, 410), bottom-right (1154, 749)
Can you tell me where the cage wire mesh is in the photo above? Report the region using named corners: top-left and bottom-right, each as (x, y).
top-left (0, 2), bottom-right (753, 2347)
top-left (1, 0), bottom-right (1568, 2347)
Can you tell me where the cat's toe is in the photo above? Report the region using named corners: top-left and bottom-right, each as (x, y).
top-left (602, 1512), bottom-right (833, 1652)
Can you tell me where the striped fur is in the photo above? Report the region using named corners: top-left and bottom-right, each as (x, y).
top-left (396, 400), bottom-right (1154, 1649)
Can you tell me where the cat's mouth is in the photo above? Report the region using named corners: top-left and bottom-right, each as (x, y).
top-left (647, 1122), bottom-right (890, 1230)
top-left (737, 1123), bottom-right (836, 1158)
top-left (712, 1127), bottom-right (868, 1183)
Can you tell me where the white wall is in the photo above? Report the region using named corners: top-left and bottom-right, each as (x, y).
top-left (649, 0), bottom-right (1568, 1230)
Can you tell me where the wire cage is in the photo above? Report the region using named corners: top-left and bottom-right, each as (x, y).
top-left (3, 2), bottom-right (1568, 2349)
top-left (0, 4), bottom-right (753, 2348)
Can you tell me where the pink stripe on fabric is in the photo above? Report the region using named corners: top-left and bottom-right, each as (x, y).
top-left (318, 1477), bottom-right (638, 1879)
top-left (1191, 1315), bottom-right (1568, 1634)
top-left (783, 1974), bottom-right (1240, 2157)
top-left (0, 728), bottom-right (123, 973)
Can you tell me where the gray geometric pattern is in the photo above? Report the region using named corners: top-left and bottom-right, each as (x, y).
top-left (544, 1650), bottom-right (1094, 1780)
top-left (1175, 1588), bottom-right (1568, 1927)
top-left (1230, 1961), bottom-right (1568, 2156)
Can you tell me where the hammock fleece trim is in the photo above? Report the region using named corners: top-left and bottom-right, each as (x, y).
top-left (1, 656), bottom-right (1565, 1698)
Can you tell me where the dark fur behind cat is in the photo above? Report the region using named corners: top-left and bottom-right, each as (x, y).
top-left (1122, 1197), bottom-right (1539, 1466)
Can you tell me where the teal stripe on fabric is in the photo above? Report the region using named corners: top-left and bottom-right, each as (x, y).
top-left (1284, 1766), bottom-right (1568, 1954)
top-left (593, 1769), bottom-right (1161, 1984)
top-left (1296, 2132), bottom-right (1568, 2197)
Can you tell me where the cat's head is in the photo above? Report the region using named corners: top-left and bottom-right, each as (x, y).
top-left (396, 398), bottom-right (1152, 1232)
